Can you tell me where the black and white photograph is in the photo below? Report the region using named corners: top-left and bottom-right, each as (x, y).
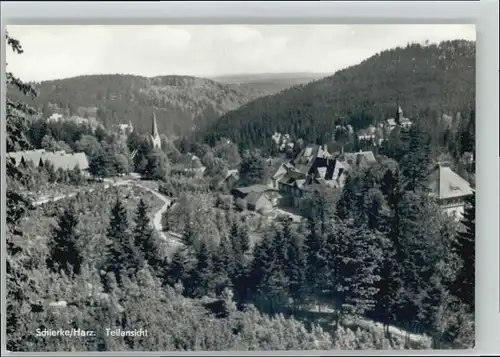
top-left (5, 24), bottom-right (476, 351)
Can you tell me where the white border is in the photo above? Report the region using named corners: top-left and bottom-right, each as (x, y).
top-left (1, 1), bottom-right (498, 355)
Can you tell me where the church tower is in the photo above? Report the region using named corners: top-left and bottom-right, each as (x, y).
top-left (395, 106), bottom-right (404, 125)
top-left (150, 113), bottom-right (162, 150)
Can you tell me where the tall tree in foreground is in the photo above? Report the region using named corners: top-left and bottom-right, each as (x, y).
top-left (133, 199), bottom-right (160, 268)
top-left (5, 33), bottom-right (39, 351)
top-left (284, 225), bottom-right (307, 311)
top-left (324, 219), bottom-right (383, 329)
top-left (48, 204), bottom-right (84, 276)
top-left (104, 197), bottom-right (143, 287)
top-left (453, 192), bottom-right (475, 309)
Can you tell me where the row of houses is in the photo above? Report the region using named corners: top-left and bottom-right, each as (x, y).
top-left (6, 149), bottom-right (90, 173)
top-left (230, 144), bottom-right (378, 213)
top-left (231, 141), bottom-right (474, 220)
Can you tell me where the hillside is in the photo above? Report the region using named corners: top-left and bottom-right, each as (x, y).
top-left (201, 40), bottom-right (476, 151)
top-left (6, 74), bottom-right (264, 137)
top-left (213, 72), bottom-right (331, 97)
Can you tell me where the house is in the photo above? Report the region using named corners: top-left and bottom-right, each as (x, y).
top-left (7, 149), bottom-right (47, 167)
top-left (172, 153), bottom-right (206, 177)
top-left (230, 184), bottom-right (280, 213)
top-left (117, 121), bottom-right (134, 135)
top-left (269, 144), bottom-right (360, 209)
top-left (220, 169), bottom-right (239, 190)
top-left (357, 125), bottom-right (377, 141)
top-left (271, 161), bottom-right (296, 189)
top-left (292, 144), bottom-right (332, 175)
top-left (336, 150), bottom-right (377, 167)
top-left (246, 192), bottom-right (274, 214)
top-left (231, 184), bottom-right (270, 199)
top-left (426, 162), bottom-right (474, 219)
top-left (47, 113), bottom-right (63, 123)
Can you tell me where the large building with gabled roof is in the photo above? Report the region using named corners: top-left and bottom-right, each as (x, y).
top-left (426, 162), bottom-right (474, 219)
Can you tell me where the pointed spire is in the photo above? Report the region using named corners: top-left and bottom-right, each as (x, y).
top-left (396, 105), bottom-right (403, 124)
top-left (152, 113), bottom-right (159, 137)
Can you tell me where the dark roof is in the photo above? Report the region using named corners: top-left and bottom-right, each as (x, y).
top-left (233, 184), bottom-right (270, 195)
top-left (278, 170), bottom-right (307, 186)
top-left (293, 144), bottom-right (331, 174)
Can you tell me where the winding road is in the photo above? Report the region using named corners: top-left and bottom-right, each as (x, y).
top-left (32, 178), bottom-right (183, 248)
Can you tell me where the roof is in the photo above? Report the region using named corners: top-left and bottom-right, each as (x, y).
top-left (233, 184), bottom-right (270, 195)
top-left (40, 152), bottom-right (89, 171)
top-left (224, 169), bottom-right (239, 180)
top-left (338, 151), bottom-right (377, 166)
top-left (427, 164), bottom-right (473, 200)
top-left (278, 170), bottom-right (307, 186)
top-left (246, 191), bottom-right (271, 207)
top-left (7, 149), bottom-right (47, 167)
top-left (386, 118), bottom-right (397, 126)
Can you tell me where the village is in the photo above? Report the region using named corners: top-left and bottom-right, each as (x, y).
top-left (7, 105), bottom-right (475, 228)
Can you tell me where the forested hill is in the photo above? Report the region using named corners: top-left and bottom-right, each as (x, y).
top-left (201, 40), bottom-right (476, 151)
top-left (6, 74), bottom-right (263, 137)
top-left (212, 72), bottom-right (331, 98)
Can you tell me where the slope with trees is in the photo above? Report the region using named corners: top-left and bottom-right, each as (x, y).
top-left (201, 40), bottom-right (475, 153)
top-left (6, 74), bottom-right (267, 137)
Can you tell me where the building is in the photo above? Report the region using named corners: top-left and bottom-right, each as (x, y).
top-left (386, 106), bottom-right (412, 131)
top-left (6, 149), bottom-right (47, 167)
top-left (172, 153), bottom-right (206, 177)
top-left (7, 149), bottom-right (89, 174)
top-left (336, 150), bottom-right (377, 167)
top-left (357, 125), bottom-right (377, 141)
top-left (270, 144), bottom-right (368, 209)
top-left (39, 152), bottom-right (90, 173)
top-left (118, 121), bottom-right (134, 135)
top-left (426, 162), bottom-right (474, 219)
top-left (220, 169), bottom-right (239, 190)
top-left (150, 113), bottom-right (162, 150)
top-left (230, 184), bottom-right (280, 213)
top-left (246, 192), bottom-right (274, 213)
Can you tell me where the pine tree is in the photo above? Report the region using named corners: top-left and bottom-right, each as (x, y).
top-left (285, 232), bottom-right (307, 310)
top-left (133, 199), bottom-right (160, 267)
top-left (105, 198), bottom-right (143, 285)
top-left (304, 220), bottom-right (326, 302)
top-left (238, 224), bottom-right (251, 255)
top-left (229, 221), bottom-right (241, 255)
top-left (400, 126), bottom-right (431, 191)
top-left (453, 192), bottom-right (475, 309)
top-left (48, 204), bottom-right (84, 276)
top-left (250, 228), bottom-right (290, 313)
top-left (324, 219), bottom-right (383, 327)
top-left (213, 234), bottom-right (234, 290)
top-left (181, 218), bottom-right (196, 247)
top-left (190, 241), bottom-right (215, 298)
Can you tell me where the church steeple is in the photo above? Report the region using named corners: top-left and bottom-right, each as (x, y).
top-left (396, 105), bottom-right (403, 124)
top-left (150, 112), bottom-right (161, 150)
top-left (152, 113), bottom-right (159, 137)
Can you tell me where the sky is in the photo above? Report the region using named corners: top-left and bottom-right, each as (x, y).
top-left (6, 24), bottom-right (476, 82)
